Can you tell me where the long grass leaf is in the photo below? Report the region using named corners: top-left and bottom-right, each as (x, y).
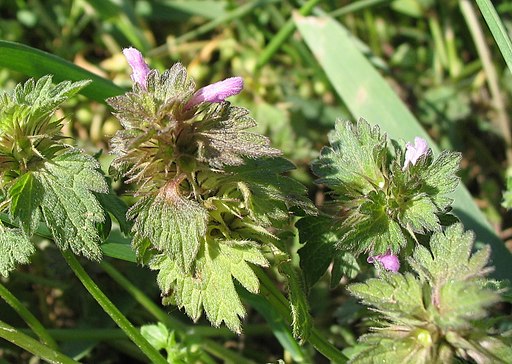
top-left (475, 0), bottom-right (512, 75)
top-left (0, 41), bottom-right (124, 103)
top-left (294, 14), bottom-right (512, 280)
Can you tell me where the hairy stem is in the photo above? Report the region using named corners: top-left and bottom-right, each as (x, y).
top-left (60, 250), bottom-right (167, 364)
top-left (0, 282), bottom-right (58, 349)
top-left (0, 319), bottom-right (77, 364)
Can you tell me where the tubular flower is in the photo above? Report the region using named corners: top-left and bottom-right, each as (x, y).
top-left (367, 251), bottom-right (400, 272)
top-left (123, 47), bottom-right (151, 90)
top-left (403, 137), bottom-right (428, 170)
top-left (186, 77), bottom-right (244, 109)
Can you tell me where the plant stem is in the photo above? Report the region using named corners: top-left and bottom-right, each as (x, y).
top-left (256, 0), bottom-right (321, 70)
top-left (99, 260), bottom-right (255, 364)
top-left (60, 250), bottom-right (167, 364)
top-left (0, 319), bottom-right (77, 364)
top-left (0, 282), bottom-right (58, 349)
top-left (254, 267), bottom-right (349, 363)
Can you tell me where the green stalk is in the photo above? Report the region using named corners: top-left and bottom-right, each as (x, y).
top-left (0, 319), bottom-right (77, 364)
top-left (60, 250), bottom-right (167, 364)
top-left (99, 261), bottom-right (255, 364)
top-left (0, 282), bottom-right (58, 349)
top-left (256, 0), bottom-right (321, 70)
top-left (475, 0), bottom-right (512, 75)
top-left (254, 268), bottom-right (349, 363)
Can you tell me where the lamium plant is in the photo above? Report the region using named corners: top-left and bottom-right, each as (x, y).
top-left (347, 224), bottom-right (512, 363)
top-left (0, 76), bottom-right (109, 275)
top-left (108, 48), bottom-right (315, 334)
top-left (297, 118), bottom-right (462, 288)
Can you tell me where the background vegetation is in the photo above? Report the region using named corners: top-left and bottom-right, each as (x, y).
top-left (0, 0), bottom-right (511, 362)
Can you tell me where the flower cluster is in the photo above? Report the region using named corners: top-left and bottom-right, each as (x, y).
top-left (109, 48), bottom-right (313, 333)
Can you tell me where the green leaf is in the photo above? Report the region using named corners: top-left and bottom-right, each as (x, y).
top-left (0, 41), bottom-right (124, 103)
top-left (297, 215), bottom-right (337, 288)
top-left (475, 0), bottom-right (512, 75)
top-left (348, 272), bottom-right (428, 326)
top-left (294, 13), bottom-right (512, 280)
top-left (408, 224), bottom-right (491, 286)
top-left (502, 175), bottom-right (512, 209)
top-left (152, 240), bottom-right (268, 333)
top-left (129, 191), bottom-right (208, 272)
top-left (0, 225), bottom-right (35, 277)
top-left (278, 261), bottom-right (312, 342)
top-left (8, 172), bottom-right (43, 235)
top-left (35, 150), bottom-right (108, 260)
top-left (195, 104), bottom-right (281, 168)
top-left (95, 187), bottom-right (132, 236)
top-left (223, 157), bottom-right (316, 226)
top-left (350, 337), bottom-right (433, 364)
top-left (140, 323), bottom-right (169, 351)
top-left (311, 119), bottom-right (386, 196)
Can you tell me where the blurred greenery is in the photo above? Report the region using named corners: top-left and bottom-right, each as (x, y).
top-left (1, 0), bottom-right (512, 362)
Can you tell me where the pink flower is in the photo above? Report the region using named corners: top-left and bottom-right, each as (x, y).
top-left (186, 77), bottom-right (244, 109)
top-left (403, 137), bottom-right (429, 170)
top-left (123, 47), bottom-right (150, 90)
top-left (367, 251), bottom-right (400, 272)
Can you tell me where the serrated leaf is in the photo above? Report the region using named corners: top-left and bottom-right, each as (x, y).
top-left (8, 172), bottom-right (43, 235)
top-left (130, 191), bottom-right (208, 272)
top-left (278, 261), bottom-right (312, 342)
top-left (311, 118), bottom-right (386, 196)
top-left (399, 195), bottom-right (440, 234)
top-left (341, 190), bottom-right (407, 254)
top-left (408, 224), bottom-right (490, 286)
top-left (223, 157), bottom-right (316, 226)
top-left (195, 104), bottom-right (281, 168)
top-left (348, 272), bottom-right (428, 326)
top-left (418, 150), bottom-right (461, 211)
top-left (435, 280), bottom-right (500, 331)
top-left (350, 337), bottom-right (432, 364)
top-left (35, 150), bottom-right (108, 260)
top-left (0, 225), bottom-right (35, 277)
top-left (152, 239), bottom-right (268, 333)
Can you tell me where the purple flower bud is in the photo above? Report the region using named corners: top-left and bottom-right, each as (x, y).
top-left (367, 251), bottom-right (400, 272)
top-left (403, 137), bottom-right (429, 171)
top-left (186, 77), bottom-right (244, 109)
top-left (122, 47), bottom-right (150, 90)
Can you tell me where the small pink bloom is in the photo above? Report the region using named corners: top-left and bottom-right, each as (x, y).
top-left (403, 137), bottom-right (429, 170)
top-left (123, 47), bottom-right (150, 90)
top-left (186, 77), bottom-right (244, 109)
top-left (367, 251), bottom-right (400, 272)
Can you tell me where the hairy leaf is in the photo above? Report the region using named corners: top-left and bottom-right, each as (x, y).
top-left (129, 191), bottom-right (208, 272)
top-left (8, 172), bottom-right (43, 235)
top-left (35, 150), bottom-right (108, 260)
top-left (152, 239), bottom-right (268, 333)
top-left (195, 104), bottom-right (281, 168)
top-left (0, 225), bottom-right (35, 277)
top-left (278, 261), bottom-right (312, 342)
top-left (311, 118), bottom-right (386, 196)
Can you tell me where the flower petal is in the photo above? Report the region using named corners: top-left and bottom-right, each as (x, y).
top-left (403, 137), bottom-right (429, 170)
top-left (186, 77), bottom-right (244, 109)
top-left (367, 251), bottom-right (400, 272)
top-left (123, 47), bottom-right (150, 90)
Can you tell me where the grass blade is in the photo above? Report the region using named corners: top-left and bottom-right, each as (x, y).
top-left (475, 0), bottom-right (512, 75)
top-left (0, 40), bottom-right (124, 103)
top-left (294, 14), bottom-right (512, 280)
